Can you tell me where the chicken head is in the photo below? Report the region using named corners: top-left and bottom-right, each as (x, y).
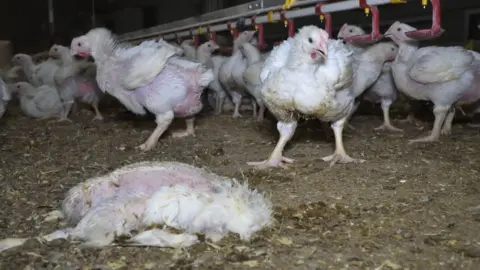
top-left (48, 44), bottom-right (66, 59)
top-left (337, 23), bottom-right (366, 39)
top-left (384, 21), bottom-right (417, 44)
top-left (11, 54), bottom-right (29, 67)
top-left (71, 28), bottom-right (111, 57)
top-left (199, 40), bottom-right (220, 54)
top-left (12, 82), bottom-right (32, 94)
top-left (295, 25), bottom-right (329, 61)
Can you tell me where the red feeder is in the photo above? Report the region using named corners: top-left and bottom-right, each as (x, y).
top-left (315, 3), bottom-right (332, 38)
top-left (251, 16), bottom-right (267, 49)
top-left (343, 0), bottom-right (382, 45)
top-left (404, 0), bottom-right (444, 40)
top-left (227, 21), bottom-right (239, 38)
top-left (280, 11), bottom-right (295, 37)
top-left (207, 26), bottom-right (217, 42)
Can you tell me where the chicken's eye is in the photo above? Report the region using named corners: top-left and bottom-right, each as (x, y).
top-left (77, 42), bottom-right (82, 47)
top-left (397, 28), bottom-right (402, 32)
top-left (207, 44), bottom-right (211, 47)
top-left (308, 37), bottom-right (313, 43)
top-left (349, 29), bottom-right (353, 33)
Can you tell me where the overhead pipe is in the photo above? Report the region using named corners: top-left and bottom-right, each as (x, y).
top-left (404, 0), bottom-right (444, 40)
top-left (273, 11), bottom-right (295, 46)
top-left (315, 3), bottom-right (332, 38)
top-left (343, 0), bottom-right (383, 45)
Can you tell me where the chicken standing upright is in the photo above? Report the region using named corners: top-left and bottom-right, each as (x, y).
top-left (385, 22), bottom-right (480, 143)
top-left (11, 54), bottom-right (60, 87)
top-left (240, 42), bottom-right (266, 121)
top-left (49, 45), bottom-right (104, 121)
top-left (70, 28), bottom-right (214, 151)
top-left (248, 26), bottom-right (363, 168)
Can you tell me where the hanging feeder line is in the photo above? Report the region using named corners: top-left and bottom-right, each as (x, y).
top-left (404, 0), bottom-right (444, 40)
top-left (118, 0), bottom-right (407, 42)
top-left (315, 3), bottom-right (332, 37)
top-left (251, 15), bottom-right (267, 49)
top-left (342, 0), bottom-right (383, 45)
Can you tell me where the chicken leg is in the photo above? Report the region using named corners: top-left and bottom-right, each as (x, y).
top-left (172, 118), bottom-right (196, 138)
top-left (440, 107), bottom-right (455, 135)
top-left (91, 99), bottom-right (104, 121)
top-left (137, 111), bottom-right (174, 151)
top-left (231, 92), bottom-right (243, 118)
top-left (57, 102), bottom-right (74, 122)
top-left (215, 91), bottom-right (226, 115)
top-left (408, 105), bottom-right (449, 144)
top-left (247, 121), bottom-right (297, 169)
top-left (321, 116), bottom-right (366, 166)
top-left (374, 99), bottom-right (403, 132)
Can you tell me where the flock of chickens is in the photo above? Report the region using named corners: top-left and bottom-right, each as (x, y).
top-left (0, 20), bottom-right (480, 252)
top-left (1, 22), bottom-right (480, 168)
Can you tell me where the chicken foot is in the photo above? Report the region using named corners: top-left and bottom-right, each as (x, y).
top-left (321, 117), bottom-right (366, 166)
top-left (91, 99), bottom-right (104, 121)
top-left (137, 111), bottom-right (174, 151)
top-left (172, 118), bottom-right (196, 138)
top-left (57, 102), bottom-right (74, 122)
top-left (374, 99), bottom-right (403, 132)
top-left (408, 105), bottom-right (449, 144)
top-left (397, 113), bottom-right (423, 126)
top-left (247, 121), bottom-right (297, 169)
top-left (214, 91), bottom-right (226, 115)
top-left (126, 229), bottom-right (198, 248)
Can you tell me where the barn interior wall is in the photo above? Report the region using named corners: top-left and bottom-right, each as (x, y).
top-left (0, 0), bottom-right (479, 55)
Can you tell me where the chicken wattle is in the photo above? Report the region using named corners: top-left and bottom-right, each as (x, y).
top-left (248, 25), bottom-right (364, 168)
top-left (70, 28), bottom-right (214, 151)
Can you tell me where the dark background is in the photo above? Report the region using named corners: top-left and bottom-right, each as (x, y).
top-left (1, 0), bottom-right (480, 54)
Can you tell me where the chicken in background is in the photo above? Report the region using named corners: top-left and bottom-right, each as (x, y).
top-left (385, 21), bottom-right (480, 143)
top-left (180, 39), bottom-right (197, 61)
top-left (0, 161), bottom-right (272, 251)
top-left (0, 78), bottom-right (10, 119)
top-left (12, 82), bottom-right (63, 120)
top-left (218, 30), bottom-right (256, 118)
top-left (339, 25), bottom-right (403, 132)
top-left (248, 26), bottom-right (364, 168)
top-left (70, 28), bottom-right (214, 151)
top-left (49, 45), bottom-right (104, 122)
top-left (11, 53), bottom-right (60, 87)
top-left (240, 41), bottom-right (267, 121)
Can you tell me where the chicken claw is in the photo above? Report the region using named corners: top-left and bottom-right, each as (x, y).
top-left (374, 123), bottom-right (403, 132)
top-left (467, 123), bottom-right (480, 128)
top-left (172, 118), bottom-right (195, 138)
top-left (137, 143), bottom-right (154, 151)
top-left (247, 156), bottom-right (294, 169)
top-left (321, 153), bottom-right (365, 167)
top-left (92, 115), bottom-right (104, 121)
top-left (397, 114), bottom-right (423, 126)
top-left (407, 135), bottom-right (439, 144)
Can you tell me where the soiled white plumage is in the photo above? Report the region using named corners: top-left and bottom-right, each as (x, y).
top-left (0, 78), bottom-right (10, 118)
top-left (0, 161), bottom-right (272, 252)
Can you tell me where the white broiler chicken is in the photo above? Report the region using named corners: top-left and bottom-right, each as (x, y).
top-left (338, 24), bottom-right (402, 132)
top-left (0, 78), bottom-right (10, 118)
top-left (12, 82), bottom-right (63, 119)
top-left (11, 54), bottom-right (60, 87)
top-left (240, 42), bottom-right (266, 121)
top-left (196, 40), bottom-right (220, 69)
top-left (180, 39), bottom-right (197, 61)
top-left (248, 26), bottom-right (363, 168)
top-left (218, 31), bottom-right (256, 118)
top-left (49, 44), bottom-right (104, 121)
top-left (385, 21), bottom-right (480, 143)
top-left (70, 28), bottom-right (214, 151)
top-left (0, 161), bottom-right (272, 252)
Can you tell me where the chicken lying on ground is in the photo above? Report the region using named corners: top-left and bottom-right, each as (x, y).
top-left (12, 82), bottom-right (63, 120)
top-left (218, 31), bottom-right (256, 118)
top-left (240, 42), bottom-right (266, 121)
top-left (70, 28), bottom-right (214, 151)
top-left (385, 21), bottom-right (480, 143)
top-left (338, 25), bottom-right (402, 132)
top-left (0, 161), bottom-right (272, 252)
top-left (49, 44), bottom-right (104, 122)
top-left (248, 25), bottom-right (363, 168)
top-left (0, 78), bottom-right (10, 118)
top-left (11, 54), bottom-right (60, 87)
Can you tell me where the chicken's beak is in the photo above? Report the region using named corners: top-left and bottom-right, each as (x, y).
top-left (384, 28), bottom-right (392, 38)
top-left (317, 42), bottom-right (328, 57)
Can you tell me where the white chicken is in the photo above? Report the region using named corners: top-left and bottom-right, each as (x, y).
top-left (180, 39), bottom-right (197, 61)
top-left (385, 21), bottom-right (480, 143)
top-left (0, 161), bottom-right (272, 252)
top-left (196, 40), bottom-right (220, 69)
top-left (218, 30), bottom-right (256, 118)
top-left (248, 25), bottom-right (363, 168)
top-left (48, 44), bottom-right (104, 121)
top-left (12, 82), bottom-right (63, 119)
top-left (0, 78), bottom-right (10, 118)
top-left (240, 42), bottom-right (266, 121)
top-left (11, 54), bottom-right (60, 87)
top-left (70, 28), bottom-right (214, 151)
